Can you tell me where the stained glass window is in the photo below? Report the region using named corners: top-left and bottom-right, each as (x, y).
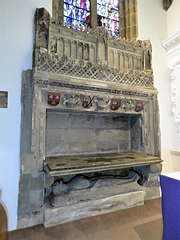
top-left (97, 0), bottom-right (119, 37)
top-left (64, 0), bottom-right (90, 31)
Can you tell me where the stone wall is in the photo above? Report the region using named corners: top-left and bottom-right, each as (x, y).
top-left (46, 111), bottom-right (130, 156)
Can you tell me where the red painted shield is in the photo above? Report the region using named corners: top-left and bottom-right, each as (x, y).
top-left (110, 99), bottom-right (121, 111)
top-left (48, 92), bottom-right (60, 106)
top-left (135, 101), bottom-right (143, 112)
top-left (82, 96), bottom-right (93, 108)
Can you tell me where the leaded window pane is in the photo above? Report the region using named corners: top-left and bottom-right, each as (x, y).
top-left (97, 0), bottom-right (119, 37)
top-left (64, 0), bottom-right (90, 31)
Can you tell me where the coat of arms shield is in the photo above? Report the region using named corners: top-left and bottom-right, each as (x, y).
top-left (135, 101), bottom-right (143, 112)
top-left (48, 92), bottom-right (60, 106)
top-left (82, 96), bottom-right (93, 108)
top-left (110, 99), bottom-right (121, 111)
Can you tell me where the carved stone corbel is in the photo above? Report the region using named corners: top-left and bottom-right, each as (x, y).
top-left (163, 0), bottom-right (173, 11)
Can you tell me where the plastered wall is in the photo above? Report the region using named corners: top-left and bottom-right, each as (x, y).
top-left (138, 0), bottom-right (173, 174)
top-left (0, 0), bottom-right (51, 231)
top-left (166, 0), bottom-right (180, 37)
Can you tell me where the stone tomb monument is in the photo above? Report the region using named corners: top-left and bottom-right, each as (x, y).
top-left (18, 7), bottom-right (162, 228)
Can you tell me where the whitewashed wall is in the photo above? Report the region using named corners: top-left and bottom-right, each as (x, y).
top-left (138, 0), bottom-right (173, 173)
top-left (166, 0), bottom-right (180, 37)
top-left (165, 0), bottom-right (180, 171)
top-left (166, 0), bottom-right (180, 151)
top-left (0, 0), bottom-right (51, 231)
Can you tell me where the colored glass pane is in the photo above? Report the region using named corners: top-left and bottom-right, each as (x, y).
top-left (97, 0), bottom-right (119, 37)
top-left (64, 0), bottom-right (90, 31)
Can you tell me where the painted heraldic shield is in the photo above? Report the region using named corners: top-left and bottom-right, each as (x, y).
top-left (82, 96), bottom-right (93, 108)
top-left (110, 99), bottom-right (121, 111)
top-left (135, 101), bottom-right (143, 112)
top-left (48, 93), bottom-right (60, 106)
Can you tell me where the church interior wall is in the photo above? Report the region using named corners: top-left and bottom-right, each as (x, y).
top-left (166, 0), bottom-right (180, 37)
top-left (138, 0), bottom-right (173, 174)
top-left (166, 0), bottom-right (180, 153)
top-left (0, 0), bottom-right (179, 231)
top-left (0, 0), bottom-right (52, 231)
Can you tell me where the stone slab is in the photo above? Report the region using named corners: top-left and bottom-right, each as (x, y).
top-left (44, 191), bottom-right (145, 227)
top-left (18, 173), bottom-right (44, 214)
top-left (44, 151), bottom-right (162, 176)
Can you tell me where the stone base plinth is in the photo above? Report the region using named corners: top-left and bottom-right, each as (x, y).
top-left (44, 191), bottom-right (145, 228)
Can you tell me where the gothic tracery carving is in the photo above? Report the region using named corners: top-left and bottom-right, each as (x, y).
top-left (35, 51), bottom-right (154, 88)
top-left (162, 31), bottom-right (180, 134)
top-left (170, 61), bottom-right (180, 132)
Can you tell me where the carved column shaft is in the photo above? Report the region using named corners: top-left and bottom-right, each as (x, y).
top-left (119, 0), bottom-right (126, 39)
top-left (130, 0), bottom-right (138, 40)
top-left (91, 0), bottom-right (97, 30)
top-left (52, 0), bottom-right (63, 25)
top-left (120, 0), bottom-right (138, 40)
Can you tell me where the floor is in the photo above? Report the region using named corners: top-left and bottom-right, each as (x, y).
top-left (8, 198), bottom-right (163, 240)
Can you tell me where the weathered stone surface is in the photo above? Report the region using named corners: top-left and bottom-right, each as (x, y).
top-left (47, 141), bottom-right (68, 156)
top-left (150, 164), bottom-right (162, 173)
top-left (52, 176), bottom-right (92, 195)
top-left (46, 112), bottom-right (69, 129)
top-left (51, 181), bottom-right (141, 207)
top-left (18, 5), bottom-right (161, 230)
top-left (17, 208), bottom-right (44, 229)
top-left (18, 173), bottom-right (44, 214)
top-left (44, 174), bottom-right (54, 188)
top-left (52, 180), bottom-right (69, 195)
top-left (46, 111), bottom-right (130, 156)
top-left (0, 91), bottom-right (8, 108)
top-left (144, 173), bottom-right (160, 188)
top-left (35, 8), bottom-right (50, 49)
top-left (96, 141), bottom-right (119, 152)
top-left (52, 172), bottom-right (139, 197)
top-left (143, 186), bottom-right (160, 200)
top-left (45, 152), bottom-right (162, 177)
top-left (93, 174), bottom-right (138, 188)
top-left (130, 115), bottom-right (143, 152)
top-left (68, 142), bottom-right (96, 154)
top-left (68, 176), bottom-right (91, 190)
top-left (45, 191), bottom-right (144, 227)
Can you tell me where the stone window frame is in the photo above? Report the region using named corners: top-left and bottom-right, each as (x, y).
top-left (52, 0), bottom-right (138, 40)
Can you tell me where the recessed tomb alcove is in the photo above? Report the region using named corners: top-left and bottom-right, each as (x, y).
top-left (17, 5), bottom-right (162, 229)
top-left (46, 110), bottom-right (138, 156)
